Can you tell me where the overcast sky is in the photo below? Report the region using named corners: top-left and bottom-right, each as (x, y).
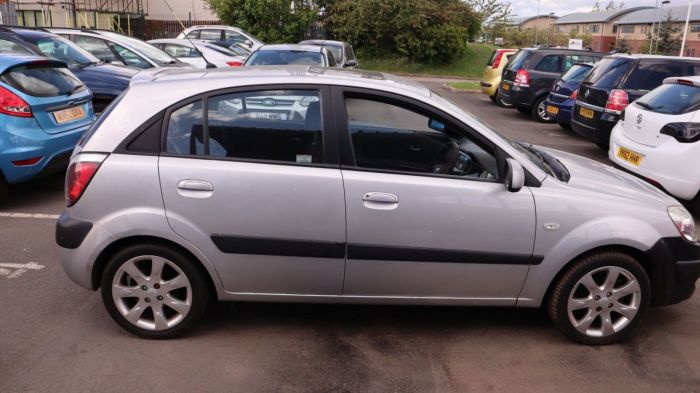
top-left (511, 0), bottom-right (699, 18)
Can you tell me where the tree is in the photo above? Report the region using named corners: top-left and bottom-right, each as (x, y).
top-left (605, 1), bottom-right (615, 10)
top-left (614, 36), bottom-right (630, 53)
top-left (592, 1), bottom-right (601, 12)
top-left (655, 12), bottom-right (682, 55)
top-left (466, 0), bottom-right (512, 43)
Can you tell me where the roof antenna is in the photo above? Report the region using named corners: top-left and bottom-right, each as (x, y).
top-left (161, 0), bottom-right (217, 69)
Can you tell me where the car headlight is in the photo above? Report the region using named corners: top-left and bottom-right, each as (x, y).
top-left (668, 206), bottom-right (697, 242)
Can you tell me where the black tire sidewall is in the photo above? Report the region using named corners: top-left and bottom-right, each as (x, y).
top-left (549, 252), bottom-right (651, 345)
top-left (100, 243), bottom-right (209, 339)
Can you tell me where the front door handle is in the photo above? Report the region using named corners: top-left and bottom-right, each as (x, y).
top-left (177, 180), bottom-right (213, 191)
top-left (362, 192), bottom-right (399, 210)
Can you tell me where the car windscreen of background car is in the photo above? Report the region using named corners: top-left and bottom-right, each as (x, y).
top-left (246, 50), bottom-right (323, 66)
top-left (561, 64), bottom-right (592, 83)
top-left (1, 63), bottom-right (84, 97)
top-left (584, 58), bottom-right (630, 88)
top-left (634, 83), bottom-right (700, 115)
top-left (32, 37), bottom-right (97, 65)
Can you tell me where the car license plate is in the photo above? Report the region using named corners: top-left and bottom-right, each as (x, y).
top-left (546, 105), bottom-right (559, 115)
top-left (617, 147), bottom-right (644, 166)
top-left (53, 105), bottom-right (86, 124)
top-left (501, 82), bottom-right (510, 91)
top-left (579, 106), bottom-right (594, 119)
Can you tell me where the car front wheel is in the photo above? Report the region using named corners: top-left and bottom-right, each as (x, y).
top-left (548, 251), bottom-right (650, 345)
top-left (101, 244), bottom-right (210, 339)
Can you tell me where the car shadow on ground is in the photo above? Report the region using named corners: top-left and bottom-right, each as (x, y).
top-left (1, 173), bottom-right (65, 212)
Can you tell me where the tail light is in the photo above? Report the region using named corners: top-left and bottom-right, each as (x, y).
top-left (514, 69), bottom-right (529, 86)
top-left (0, 86), bottom-right (32, 117)
top-left (12, 156), bottom-right (43, 166)
top-left (660, 122), bottom-right (700, 143)
top-left (570, 89), bottom-right (578, 100)
top-left (65, 153), bottom-right (107, 207)
top-left (605, 89), bottom-right (629, 113)
top-left (492, 51), bottom-right (505, 68)
top-left (226, 61), bottom-right (243, 67)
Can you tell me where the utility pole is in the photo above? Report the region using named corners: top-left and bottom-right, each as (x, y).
top-left (71, 0), bottom-right (77, 28)
top-left (534, 0), bottom-right (541, 46)
top-left (680, 0), bottom-right (692, 56)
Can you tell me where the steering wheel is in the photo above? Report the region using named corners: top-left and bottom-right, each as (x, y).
top-left (432, 141), bottom-right (461, 174)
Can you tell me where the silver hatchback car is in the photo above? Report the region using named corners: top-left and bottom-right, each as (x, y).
top-left (57, 66), bottom-right (700, 344)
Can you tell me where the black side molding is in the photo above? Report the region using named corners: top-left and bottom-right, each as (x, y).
top-left (211, 235), bottom-right (345, 259)
top-left (348, 244), bottom-right (543, 265)
top-left (55, 213), bottom-right (93, 249)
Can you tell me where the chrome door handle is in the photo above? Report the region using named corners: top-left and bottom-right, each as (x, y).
top-left (177, 180), bottom-right (213, 191)
top-left (362, 192), bottom-right (399, 203)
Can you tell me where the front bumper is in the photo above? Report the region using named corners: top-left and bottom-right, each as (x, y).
top-left (646, 237), bottom-right (700, 306)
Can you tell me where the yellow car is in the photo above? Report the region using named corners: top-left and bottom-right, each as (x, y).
top-left (481, 48), bottom-right (517, 103)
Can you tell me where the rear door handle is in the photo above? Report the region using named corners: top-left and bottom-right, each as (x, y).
top-left (177, 180), bottom-right (213, 191)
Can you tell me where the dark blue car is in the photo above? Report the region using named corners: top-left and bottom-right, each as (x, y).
top-left (0, 26), bottom-right (137, 113)
top-left (544, 63), bottom-right (594, 130)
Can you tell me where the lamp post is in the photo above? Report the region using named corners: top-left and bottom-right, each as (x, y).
top-left (650, 0), bottom-right (659, 53)
top-left (655, 0), bottom-right (671, 53)
top-left (680, 0), bottom-right (692, 56)
top-left (547, 12), bottom-right (555, 46)
top-left (534, 0), bottom-right (541, 46)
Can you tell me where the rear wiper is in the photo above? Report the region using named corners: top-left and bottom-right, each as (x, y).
top-left (66, 84), bottom-right (84, 96)
top-left (78, 61), bottom-right (97, 69)
top-left (635, 101), bottom-right (651, 110)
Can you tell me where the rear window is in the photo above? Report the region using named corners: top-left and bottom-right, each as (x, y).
top-left (623, 61), bottom-right (685, 91)
top-left (1, 63), bottom-right (84, 97)
top-left (585, 58), bottom-right (630, 88)
top-left (486, 50), bottom-right (498, 66)
top-left (245, 50), bottom-right (324, 66)
top-left (560, 64), bottom-right (592, 83)
top-left (634, 83), bottom-right (700, 115)
top-left (507, 50), bottom-right (531, 71)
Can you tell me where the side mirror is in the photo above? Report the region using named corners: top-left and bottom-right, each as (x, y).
top-left (205, 63), bottom-right (217, 69)
top-left (344, 59), bottom-right (357, 68)
top-left (245, 39), bottom-right (253, 48)
top-left (505, 158), bottom-right (525, 193)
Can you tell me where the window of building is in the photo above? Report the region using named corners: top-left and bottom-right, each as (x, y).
top-left (641, 25), bottom-right (649, 34)
top-left (588, 24), bottom-right (600, 33)
top-left (613, 25), bottom-right (618, 33)
top-left (691, 24), bottom-right (700, 33)
top-left (620, 25), bottom-right (634, 34)
top-left (17, 10), bottom-right (52, 27)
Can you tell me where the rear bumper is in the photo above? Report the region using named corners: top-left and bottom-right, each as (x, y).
top-left (544, 98), bottom-right (574, 125)
top-left (480, 80), bottom-right (497, 97)
top-left (571, 109), bottom-right (618, 144)
top-left (498, 83), bottom-right (533, 109)
top-left (646, 237), bottom-right (700, 306)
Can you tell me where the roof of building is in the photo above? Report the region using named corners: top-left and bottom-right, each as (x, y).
top-left (555, 7), bottom-right (654, 24)
top-left (615, 5), bottom-right (700, 24)
top-left (509, 15), bottom-right (559, 25)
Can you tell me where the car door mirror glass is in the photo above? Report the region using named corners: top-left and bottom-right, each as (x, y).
top-left (428, 118), bottom-right (445, 132)
top-left (505, 158), bottom-right (525, 192)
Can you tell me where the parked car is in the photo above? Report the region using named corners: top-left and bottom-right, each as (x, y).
top-left (148, 39), bottom-right (247, 68)
top-left (298, 40), bottom-right (358, 68)
top-left (48, 28), bottom-right (189, 69)
top-left (177, 25), bottom-right (263, 51)
top-left (0, 26), bottom-right (137, 113)
top-left (572, 54), bottom-right (700, 149)
top-left (0, 54), bottom-right (95, 198)
top-left (57, 66), bottom-right (700, 345)
top-left (480, 48), bottom-right (516, 104)
top-left (243, 44), bottom-right (336, 67)
top-left (497, 48), bottom-right (604, 122)
top-left (609, 76), bottom-right (700, 212)
top-left (544, 63), bottom-right (594, 130)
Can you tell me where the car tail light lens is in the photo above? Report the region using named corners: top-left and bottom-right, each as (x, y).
top-left (605, 89), bottom-right (629, 113)
top-left (0, 86), bottom-right (32, 117)
top-left (668, 206), bottom-right (697, 242)
top-left (492, 51), bottom-right (505, 68)
top-left (65, 153), bottom-right (107, 207)
top-left (226, 61), bottom-right (242, 67)
top-left (660, 122), bottom-right (700, 143)
top-left (570, 89), bottom-right (578, 100)
top-left (514, 69), bottom-right (529, 86)
top-left (12, 156), bottom-right (43, 166)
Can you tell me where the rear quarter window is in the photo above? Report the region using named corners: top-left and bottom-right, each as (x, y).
top-left (623, 61), bottom-right (685, 91)
top-left (1, 63), bottom-right (84, 97)
top-left (585, 58), bottom-right (631, 88)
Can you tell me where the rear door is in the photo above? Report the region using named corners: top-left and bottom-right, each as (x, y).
top-left (334, 87), bottom-right (537, 303)
top-left (158, 85), bottom-right (347, 295)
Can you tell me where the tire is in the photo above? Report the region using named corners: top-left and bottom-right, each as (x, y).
top-left (101, 243), bottom-right (210, 339)
top-left (547, 251), bottom-right (651, 345)
top-left (558, 122), bottom-right (571, 131)
top-left (531, 96), bottom-right (555, 123)
top-left (516, 106), bottom-right (530, 114)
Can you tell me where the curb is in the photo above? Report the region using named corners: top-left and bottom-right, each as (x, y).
top-left (441, 83), bottom-right (482, 94)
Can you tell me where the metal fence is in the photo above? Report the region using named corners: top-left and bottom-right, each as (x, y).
top-left (144, 19), bottom-right (221, 40)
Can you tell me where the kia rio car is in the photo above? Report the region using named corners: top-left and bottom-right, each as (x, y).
top-left (56, 66), bottom-right (700, 344)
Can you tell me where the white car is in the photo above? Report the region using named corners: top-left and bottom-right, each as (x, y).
top-left (148, 39), bottom-right (247, 68)
top-left (610, 76), bottom-right (700, 212)
top-left (177, 25), bottom-right (263, 51)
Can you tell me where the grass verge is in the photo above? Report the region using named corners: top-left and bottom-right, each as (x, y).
top-left (446, 81), bottom-right (481, 91)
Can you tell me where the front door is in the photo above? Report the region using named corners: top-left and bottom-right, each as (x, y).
top-left (335, 90), bottom-right (537, 303)
top-left (158, 86), bottom-right (346, 295)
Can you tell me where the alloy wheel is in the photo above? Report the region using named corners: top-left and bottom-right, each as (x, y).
top-left (537, 100), bottom-right (551, 122)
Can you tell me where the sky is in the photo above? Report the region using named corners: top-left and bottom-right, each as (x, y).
top-left (510, 0), bottom-right (698, 19)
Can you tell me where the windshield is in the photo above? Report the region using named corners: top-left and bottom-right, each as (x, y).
top-left (99, 32), bottom-right (178, 65)
top-left (28, 36), bottom-right (98, 65)
top-left (585, 58), bottom-right (630, 88)
top-left (635, 83), bottom-right (700, 115)
top-left (561, 64), bottom-right (592, 83)
top-left (245, 50), bottom-right (324, 66)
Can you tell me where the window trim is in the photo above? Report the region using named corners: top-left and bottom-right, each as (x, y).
top-left (159, 84), bottom-right (338, 167)
top-left (330, 86), bottom-right (508, 183)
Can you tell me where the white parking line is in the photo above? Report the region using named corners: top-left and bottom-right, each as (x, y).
top-left (0, 212), bottom-right (60, 219)
top-left (0, 262), bottom-right (45, 279)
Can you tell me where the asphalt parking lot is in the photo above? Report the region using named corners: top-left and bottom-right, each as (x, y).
top-left (1, 80), bottom-right (699, 393)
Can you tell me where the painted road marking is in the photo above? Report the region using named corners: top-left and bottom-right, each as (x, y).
top-left (0, 212), bottom-right (60, 219)
top-left (0, 262), bottom-right (46, 279)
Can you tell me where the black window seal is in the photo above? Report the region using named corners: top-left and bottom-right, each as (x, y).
top-left (114, 110), bottom-right (166, 156)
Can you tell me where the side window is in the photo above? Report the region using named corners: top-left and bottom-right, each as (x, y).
top-left (623, 62), bottom-right (685, 91)
top-left (74, 35), bottom-right (117, 63)
top-left (166, 90), bottom-right (324, 164)
top-left (199, 29), bottom-right (222, 41)
top-left (224, 30), bottom-right (246, 44)
top-left (0, 38), bottom-right (31, 54)
top-left (345, 97), bottom-right (498, 180)
top-left (109, 43), bottom-right (151, 69)
top-left (185, 30), bottom-right (200, 39)
top-left (535, 55), bottom-right (562, 73)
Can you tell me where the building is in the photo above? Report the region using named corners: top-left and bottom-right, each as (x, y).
top-left (508, 15), bottom-right (559, 31)
top-left (554, 7), bottom-right (653, 52)
top-left (615, 5), bottom-right (700, 56)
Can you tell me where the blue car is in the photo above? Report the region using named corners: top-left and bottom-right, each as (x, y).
top-left (544, 63), bottom-right (594, 130)
top-left (0, 55), bottom-right (95, 197)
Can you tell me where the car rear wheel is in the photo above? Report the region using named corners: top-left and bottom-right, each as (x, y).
top-left (101, 244), bottom-right (210, 339)
top-left (547, 251), bottom-right (650, 345)
top-left (532, 96), bottom-right (555, 123)
top-left (489, 94), bottom-right (497, 103)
